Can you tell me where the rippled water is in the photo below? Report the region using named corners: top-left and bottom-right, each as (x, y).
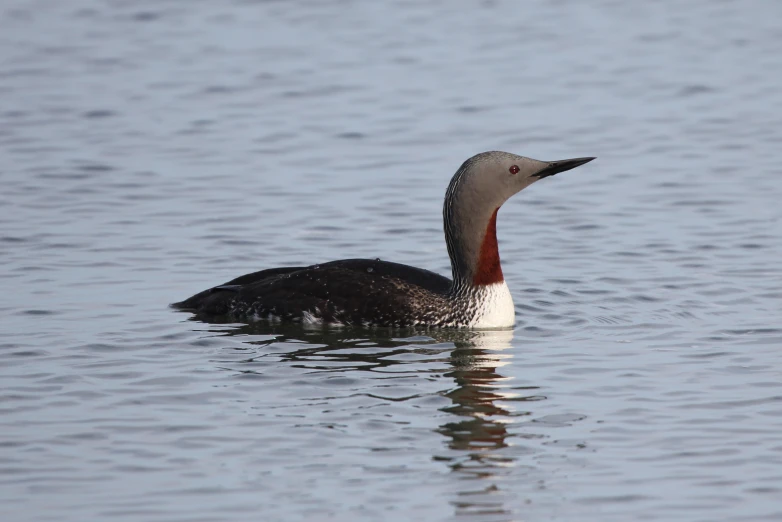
top-left (2, 1), bottom-right (782, 521)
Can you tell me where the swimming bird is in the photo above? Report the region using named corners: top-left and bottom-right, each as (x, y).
top-left (172, 151), bottom-right (594, 328)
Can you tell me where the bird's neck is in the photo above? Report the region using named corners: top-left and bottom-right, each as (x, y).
top-left (471, 208), bottom-right (504, 286)
top-left (445, 204), bottom-right (505, 292)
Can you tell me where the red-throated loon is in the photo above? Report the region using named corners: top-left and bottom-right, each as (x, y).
top-left (172, 151), bottom-right (595, 328)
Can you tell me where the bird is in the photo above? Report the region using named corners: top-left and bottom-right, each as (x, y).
top-left (172, 151), bottom-right (594, 328)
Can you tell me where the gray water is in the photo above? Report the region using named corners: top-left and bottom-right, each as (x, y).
top-left (2, 1), bottom-right (781, 521)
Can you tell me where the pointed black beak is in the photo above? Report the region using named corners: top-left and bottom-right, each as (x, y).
top-left (534, 157), bottom-right (596, 179)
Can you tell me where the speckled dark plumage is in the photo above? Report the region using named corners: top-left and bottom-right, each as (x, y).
top-left (172, 259), bottom-right (456, 326)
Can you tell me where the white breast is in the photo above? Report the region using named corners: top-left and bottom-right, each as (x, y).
top-left (468, 281), bottom-right (516, 328)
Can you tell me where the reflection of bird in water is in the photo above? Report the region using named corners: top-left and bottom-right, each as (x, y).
top-left (437, 330), bottom-right (520, 469)
top-left (198, 320), bottom-right (487, 372)
top-left (215, 323), bottom-right (532, 467)
top-left (191, 321), bottom-right (539, 518)
top-left (434, 329), bottom-right (543, 519)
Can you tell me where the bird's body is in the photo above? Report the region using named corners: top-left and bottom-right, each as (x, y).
top-left (172, 151), bottom-right (594, 328)
top-left (173, 258), bottom-right (514, 328)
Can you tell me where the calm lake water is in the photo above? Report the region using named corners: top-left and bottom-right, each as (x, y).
top-left (2, 1), bottom-right (781, 521)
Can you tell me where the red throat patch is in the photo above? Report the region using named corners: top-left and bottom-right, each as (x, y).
top-left (472, 208), bottom-right (504, 286)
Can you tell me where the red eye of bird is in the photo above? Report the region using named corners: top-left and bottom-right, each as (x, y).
top-left (509, 165), bottom-right (520, 175)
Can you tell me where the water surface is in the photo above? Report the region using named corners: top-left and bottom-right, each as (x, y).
top-left (1, 1), bottom-right (782, 521)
